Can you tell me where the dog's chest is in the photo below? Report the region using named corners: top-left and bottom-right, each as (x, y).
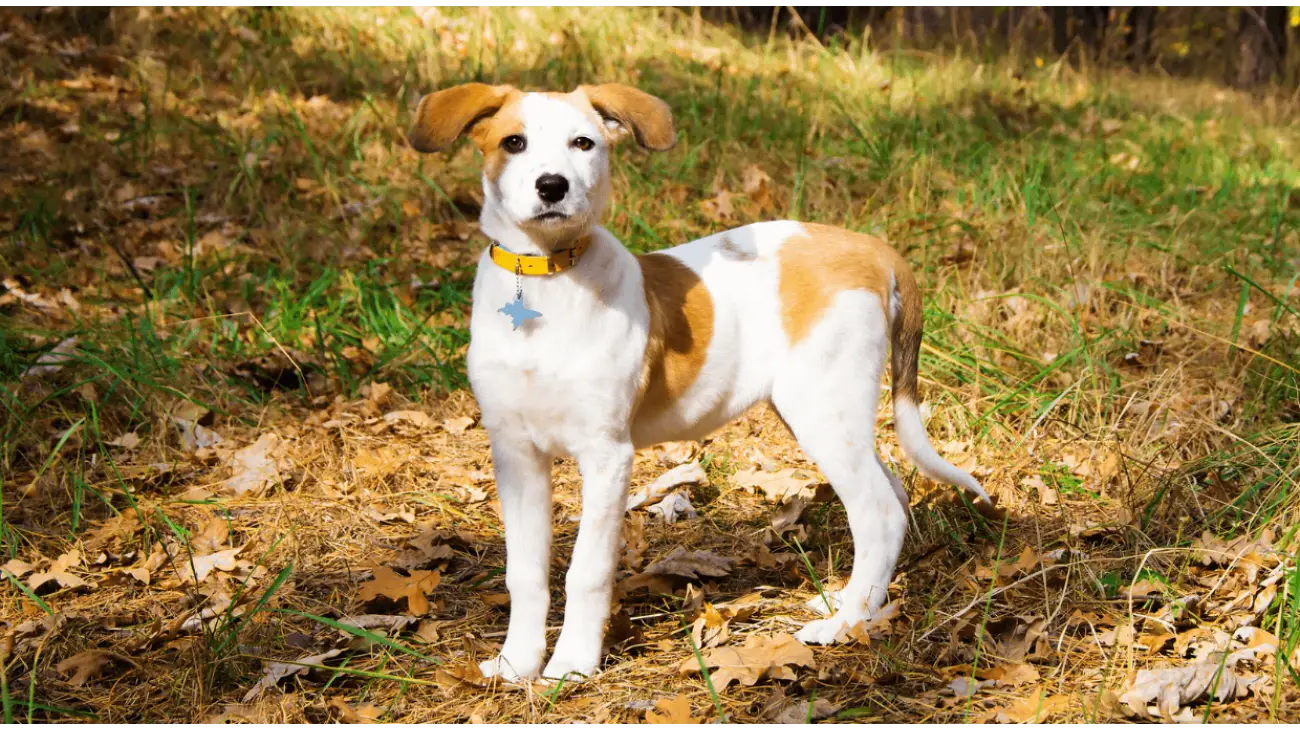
top-left (466, 252), bottom-right (649, 451)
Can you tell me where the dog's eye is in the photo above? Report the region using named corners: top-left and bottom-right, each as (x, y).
top-left (572, 136), bottom-right (595, 151)
top-left (501, 135), bottom-right (526, 154)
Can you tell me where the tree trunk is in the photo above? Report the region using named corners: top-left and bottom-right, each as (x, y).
top-left (1236, 6), bottom-right (1288, 87)
top-left (1125, 6), bottom-right (1158, 66)
top-left (1078, 6), bottom-right (1109, 59)
top-left (1052, 7), bottom-right (1070, 55)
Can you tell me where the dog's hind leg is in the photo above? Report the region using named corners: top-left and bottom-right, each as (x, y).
top-left (479, 438), bottom-right (554, 681)
top-left (771, 291), bottom-right (907, 645)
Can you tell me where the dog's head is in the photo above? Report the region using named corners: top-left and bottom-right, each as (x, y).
top-left (407, 84), bottom-right (674, 244)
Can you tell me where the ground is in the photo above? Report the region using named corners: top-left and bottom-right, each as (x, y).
top-left (2, 7), bottom-right (1299, 724)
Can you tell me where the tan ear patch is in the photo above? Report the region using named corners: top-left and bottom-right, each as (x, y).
top-left (635, 253), bottom-right (714, 420)
top-left (578, 84), bottom-right (676, 151)
top-left (407, 83), bottom-right (517, 153)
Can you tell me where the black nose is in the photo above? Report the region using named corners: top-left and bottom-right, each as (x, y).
top-left (536, 174), bottom-right (569, 203)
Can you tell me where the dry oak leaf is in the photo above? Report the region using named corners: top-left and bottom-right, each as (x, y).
top-left (655, 441), bottom-right (696, 467)
top-left (2, 558), bottom-right (35, 578)
top-left (1119, 654), bottom-right (1261, 720)
top-left (56, 650), bottom-right (137, 686)
top-left (734, 468), bottom-right (819, 503)
top-left (435, 659), bottom-right (486, 693)
top-left (645, 694), bottom-right (703, 724)
top-left (700, 189), bottom-right (735, 223)
top-left (224, 432), bottom-right (284, 496)
top-left (383, 409), bottom-right (434, 428)
top-left (176, 547), bottom-right (245, 584)
top-left (643, 547), bottom-right (735, 581)
top-left (623, 511), bottom-right (649, 571)
top-left (107, 432), bottom-right (141, 449)
top-left (329, 697), bottom-right (385, 723)
top-left (358, 566), bottom-right (442, 616)
top-left (679, 633), bottom-right (815, 691)
top-left (626, 461), bottom-right (707, 511)
top-left (979, 688), bottom-right (1070, 723)
top-left (338, 614), bottom-right (419, 635)
top-left (28, 550), bottom-right (88, 592)
top-left (244, 648), bottom-right (345, 702)
top-left (766, 690), bottom-right (840, 724)
top-left (442, 416), bottom-right (475, 433)
top-left (691, 603), bottom-right (731, 649)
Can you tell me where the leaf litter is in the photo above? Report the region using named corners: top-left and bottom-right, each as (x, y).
top-left (3, 6), bottom-right (1299, 724)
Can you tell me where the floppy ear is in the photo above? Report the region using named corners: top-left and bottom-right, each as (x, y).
top-left (407, 83), bottom-right (514, 153)
top-left (579, 84), bottom-right (675, 151)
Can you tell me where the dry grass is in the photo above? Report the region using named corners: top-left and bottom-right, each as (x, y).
top-left (2, 7), bottom-right (1299, 723)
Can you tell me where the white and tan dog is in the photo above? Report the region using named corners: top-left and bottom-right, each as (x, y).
top-left (407, 83), bottom-right (989, 682)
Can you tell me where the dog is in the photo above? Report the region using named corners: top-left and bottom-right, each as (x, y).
top-left (406, 82), bottom-right (989, 682)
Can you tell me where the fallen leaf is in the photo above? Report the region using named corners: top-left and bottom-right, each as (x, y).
top-left (175, 547), bottom-right (246, 584)
top-left (655, 441), bottom-right (696, 466)
top-left (691, 603), bottom-right (731, 649)
top-left (646, 491), bottom-right (698, 524)
top-left (384, 410), bottom-right (434, 429)
top-left (108, 432), bottom-right (141, 449)
top-left (627, 462), bottom-right (707, 511)
top-left (642, 547), bottom-right (734, 581)
top-left (56, 650), bottom-right (136, 686)
top-left (1119, 654), bottom-right (1261, 720)
top-left (741, 164), bottom-right (774, 212)
top-left (947, 676), bottom-right (996, 697)
top-left (20, 337), bottom-right (78, 379)
top-left (28, 550), bottom-right (88, 592)
top-left (243, 648), bottom-right (345, 702)
top-left (434, 659), bottom-right (486, 693)
top-left (443, 416), bottom-right (474, 433)
top-left (980, 688), bottom-right (1070, 723)
top-left (223, 433), bottom-right (284, 496)
top-left (734, 468), bottom-right (819, 503)
top-left (771, 697), bottom-right (839, 723)
top-left (329, 697), bottom-right (385, 723)
top-left (365, 504), bottom-right (417, 524)
top-left (358, 566), bottom-right (442, 616)
top-left (646, 694), bottom-right (702, 724)
top-left (700, 189), bottom-right (735, 223)
top-left (191, 514), bottom-right (229, 554)
top-left (845, 599), bottom-right (902, 643)
top-left (2, 558), bottom-right (35, 578)
top-left (679, 633), bottom-right (815, 691)
top-left (172, 416), bottom-right (222, 451)
top-left (623, 512), bottom-right (648, 571)
top-left (338, 614), bottom-right (419, 634)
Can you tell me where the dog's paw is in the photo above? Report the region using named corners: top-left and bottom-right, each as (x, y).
top-left (479, 653), bottom-right (543, 683)
top-left (794, 617), bottom-right (853, 646)
top-left (541, 652), bottom-right (599, 683)
top-left (804, 590), bottom-right (843, 617)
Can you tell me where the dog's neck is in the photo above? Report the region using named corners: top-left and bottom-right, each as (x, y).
top-left (479, 204), bottom-right (592, 257)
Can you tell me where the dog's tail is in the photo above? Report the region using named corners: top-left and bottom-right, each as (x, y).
top-left (888, 264), bottom-right (991, 504)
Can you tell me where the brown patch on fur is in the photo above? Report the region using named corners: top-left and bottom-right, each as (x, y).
top-left (467, 99), bottom-right (525, 183)
top-left (635, 253), bottom-right (714, 420)
top-left (778, 223), bottom-right (924, 402)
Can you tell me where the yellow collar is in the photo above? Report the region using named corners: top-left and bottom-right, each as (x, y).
top-left (488, 238), bottom-right (590, 276)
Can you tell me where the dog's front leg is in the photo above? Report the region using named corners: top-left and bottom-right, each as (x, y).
top-left (479, 438), bottom-right (553, 681)
top-left (541, 440), bottom-right (634, 680)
